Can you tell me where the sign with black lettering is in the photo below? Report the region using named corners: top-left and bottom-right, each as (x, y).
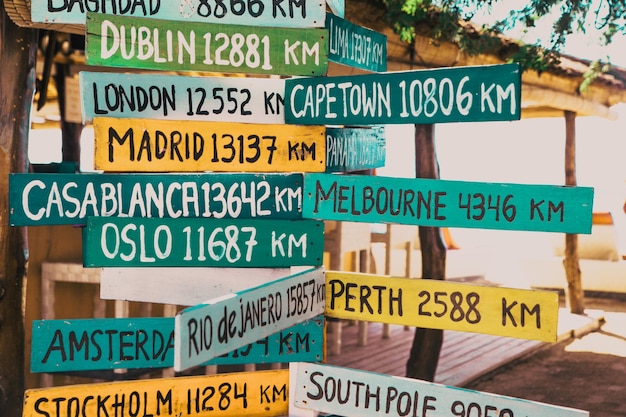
top-left (86, 13), bottom-right (328, 76)
top-left (285, 63), bottom-right (521, 125)
top-left (31, 316), bottom-right (324, 372)
top-left (326, 13), bottom-right (387, 72)
top-left (31, 0), bottom-right (326, 28)
top-left (23, 370), bottom-right (289, 417)
top-left (9, 172), bottom-right (303, 226)
top-left (302, 173), bottom-right (594, 234)
top-left (325, 127), bottom-right (385, 172)
top-left (100, 267), bottom-right (291, 306)
top-left (93, 117), bottom-right (326, 173)
top-left (326, 271), bottom-right (559, 342)
top-left (290, 362), bottom-right (589, 417)
top-left (83, 217), bottom-right (324, 267)
top-left (80, 72), bottom-right (287, 124)
top-left (175, 267), bottom-right (325, 371)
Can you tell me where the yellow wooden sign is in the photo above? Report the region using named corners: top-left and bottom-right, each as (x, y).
top-left (325, 271), bottom-right (559, 342)
top-left (93, 117), bottom-right (326, 172)
top-left (23, 369), bottom-right (288, 417)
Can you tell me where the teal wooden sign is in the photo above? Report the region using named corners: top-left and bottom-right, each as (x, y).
top-left (80, 71), bottom-right (287, 124)
top-left (291, 362), bottom-right (589, 417)
top-left (31, 0), bottom-right (326, 28)
top-left (285, 63), bottom-right (521, 125)
top-left (302, 173), bottom-right (594, 233)
top-left (31, 316), bottom-right (324, 372)
top-left (326, 13), bottom-right (386, 72)
top-left (9, 172), bottom-right (303, 226)
top-left (83, 217), bottom-right (324, 267)
top-left (86, 13), bottom-right (329, 76)
top-left (175, 267), bottom-right (325, 371)
top-left (325, 127), bottom-right (385, 172)
top-left (31, 317), bottom-right (172, 372)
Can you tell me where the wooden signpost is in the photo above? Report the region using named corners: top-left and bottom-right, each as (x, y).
top-left (326, 271), bottom-right (559, 342)
top-left (21, 7), bottom-right (590, 417)
top-left (31, 0), bottom-right (327, 28)
top-left (82, 217), bottom-right (324, 267)
top-left (174, 267), bottom-right (325, 371)
top-left (99, 267), bottom-right (292, 306)
top-left (31, 316), bottom-right (324, 372)
top-left (302, 173), bottom-right (594, 233)
top-left (85, 13), bottom-right (329, 76)
top-left (92, 117), bottom-right (326, 173)
top-left (23, 369), bottom-right (290, 417)
top-left (326, 13), bottom-right (387, 73)
top-left (290, 362), bottom-right (589, 417)
top-left (325, 126), bottom-right (385, 172)
top-left (9, 172), bottom-right (304, 226)
top-left (285, 63), bottom-right (522, 125)
top-left (80, 71), bottom-right (287, 124)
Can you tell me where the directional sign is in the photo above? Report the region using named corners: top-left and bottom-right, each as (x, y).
top-left (23, 370), bottom-right (289, 417)
top-left (326, 0), bottom-right (345, 17)
top-left (100, 267), bottom-right (291, 306)
top-left (285, 63), bottom-right (522, 125)
top-left (9, 172), bottom-right (303, 226)
top-left (326, 271), bottom-right (559, 342)
top-left (31, 317), bottom-right (173, 372)
top-left (80, 72), bottom-right (287, 124)
top-left (325, 127), bottom-right (385, 172)
top-left (302, 173), bottom-right (594, 234)
top-left (290, 362), bottom-right (589, 417)
top-left (326, 13), bottom-right (387, 72)
top-left (93, 117), bottom-right (326, 173)
top-left (86, 13), bottom-right (329, 76)
top-left (31, 0), bottom-right (326, 28)
top-left (83, 217), bottom-right (324, 267)
top-left (175, 267), bottom-right (325, 371)
top-left (31, 316), bottom-right (324, 372)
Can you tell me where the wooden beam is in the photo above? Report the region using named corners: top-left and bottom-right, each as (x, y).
top-left (0, 4), bottom-right (37, 416)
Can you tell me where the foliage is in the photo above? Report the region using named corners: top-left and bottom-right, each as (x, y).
top-left (377, 0), bottom-right (625, 73)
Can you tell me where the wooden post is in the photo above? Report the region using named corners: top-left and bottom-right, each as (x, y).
top-left (405, 124), bottom-right (446, 381)
top-left (0, 4), bottom-right (37, 416)
top-left (54, 62), bottom-right (83, 169)
top-left (563, 110), bottom-right (585, 314)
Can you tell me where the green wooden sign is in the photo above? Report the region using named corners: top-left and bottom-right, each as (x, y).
top-left (325, 127), bottom-right (385, 172)
top-left (326, 13), bottom-right (387, 72)
top-left (302, 173), bottom-right (594, 233)
top-left (9, 172), bottom-right (303, 226)
top-left (83, 217), bottom-right (324, 267)
top-left (86, 13), bottom-right (328, 76)
top-left (285, 63), bottom-right (521, 125)
top-left (31, 316), bottom-right (324, 372)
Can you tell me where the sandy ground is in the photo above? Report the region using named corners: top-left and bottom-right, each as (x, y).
top-left (464, 295), bottom-right (626, 417)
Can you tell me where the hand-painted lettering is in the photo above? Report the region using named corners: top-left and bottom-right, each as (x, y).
top-left (294, 363), bottom-right (587, 417)
top-left (86, 14), bottom-right (328, 76)
top-left (84, 217), bottom-right (323, 267)
top-left (303, 173), bottom-right (593, 234)
top-left (285, 64), bottom-right (521, 125)
top-left (175, 268), bottom-right (324, 371)
top-left (325, 272), bottom-right (559, 342)
top-left (47, 0), bottom-right (161, 15)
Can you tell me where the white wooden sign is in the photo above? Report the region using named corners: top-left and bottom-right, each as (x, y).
top-left (175, 267), bottom-right (325, 371)
top-left (100, 267), bottom-right (291, 306)
top-left (290, 362), bottom-right (589, 417)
